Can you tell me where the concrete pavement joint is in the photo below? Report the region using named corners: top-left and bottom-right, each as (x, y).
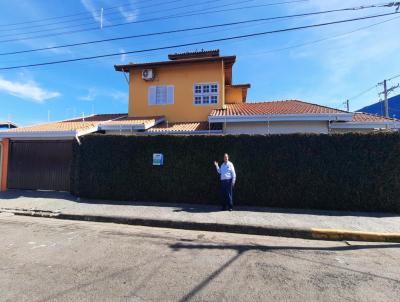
top-left (2, 207), bottom-right (400, 243)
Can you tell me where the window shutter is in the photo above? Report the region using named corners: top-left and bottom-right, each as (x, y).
top-left (148, 86), bottom-right (156, 105)
top-left (167, 86), bottom-right (174, 104)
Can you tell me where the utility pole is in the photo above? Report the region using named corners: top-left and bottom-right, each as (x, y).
top-left (378, 79), bottom-right (399, 118)
top-left (346, 99), bottom-right (350, 112)
top-left (383, 80), bottom-right (388, 118)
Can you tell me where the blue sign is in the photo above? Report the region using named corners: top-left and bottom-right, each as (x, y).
top-left (153, 153), bottom-right (164, 166)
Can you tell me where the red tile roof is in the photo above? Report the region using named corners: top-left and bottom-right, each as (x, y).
top-left (0, 114), bottom-right (170, 137)
top-left (147, 122), bottom-right (222, 133)
top-left (105, 116), bottom-right (164, 127)
top-left (210, 100), bottom-right (347, 116)
top-left (4, 114), bottom-right (127, 134)
top-left (352, 112), bottom-right (398, 123)
top-left (67, 114), bottom-right (126, 122)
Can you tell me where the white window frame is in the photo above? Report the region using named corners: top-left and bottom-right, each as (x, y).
top-left (148, 85), bottom-right (174, 105)
top-left (193, 83), bottom-right (219, 106)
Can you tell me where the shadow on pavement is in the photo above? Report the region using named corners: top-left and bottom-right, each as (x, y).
top-left (170, 242), bottom-right (400, 253)
top-left (0, 189), bottom-right (75, 201)
top-left (1, 189), bottom-right (399, 217)
top-left (171, 241), bottom-right (400, 301)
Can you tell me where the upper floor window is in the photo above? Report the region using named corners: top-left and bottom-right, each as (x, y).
top-left (148, 85), bottom-right (174, 105)
top-left (194, 83), bottom-right (218, 105)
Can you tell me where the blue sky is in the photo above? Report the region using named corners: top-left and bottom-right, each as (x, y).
top-left (0, 0), bottom-right (399, 126)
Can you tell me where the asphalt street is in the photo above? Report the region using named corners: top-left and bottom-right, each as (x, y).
top-left (0, 212), bottom-right (399, 302)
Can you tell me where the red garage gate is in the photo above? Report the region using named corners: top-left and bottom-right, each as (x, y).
top-left (7, 140), bottom-right (73, 191)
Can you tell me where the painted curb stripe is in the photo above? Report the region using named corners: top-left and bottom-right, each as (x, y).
top-left (312, 228), bottom-right (400, 242)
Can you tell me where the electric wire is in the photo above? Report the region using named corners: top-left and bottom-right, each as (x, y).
top-left (0, 11), bottom-right (397, 70)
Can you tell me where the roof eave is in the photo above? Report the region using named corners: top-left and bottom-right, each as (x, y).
top-left (114, 56), bottom-right (236, 72)
top-left (227, 84), bottom-right (251, 88)
top-left (208, 113), bottom-right (354, 123)
top-left (0, 130), bottom-right (78, 139)
top-left (99, 117), bottom-right (165, 131)
top-left (0, 125), bottom-right (100, 139)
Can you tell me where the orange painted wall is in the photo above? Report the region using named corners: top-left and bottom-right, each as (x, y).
top-left (1, 139), bottom-right (9, 192)
top-left (128, 60), bottom-right (225, 122)
top-left (225, 86), bottom-right (244, 104)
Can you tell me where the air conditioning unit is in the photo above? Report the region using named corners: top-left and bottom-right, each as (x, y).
top-left (142, 69), bottom-right (154, 81)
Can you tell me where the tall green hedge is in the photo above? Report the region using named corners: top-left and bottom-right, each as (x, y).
top-left (71, 133), bottom-right (400, 213)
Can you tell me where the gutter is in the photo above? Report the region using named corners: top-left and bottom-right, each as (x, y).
top-left (146, 130), bottom-right (223, 135)
top-left (330, 122), bottom-right (400, 129)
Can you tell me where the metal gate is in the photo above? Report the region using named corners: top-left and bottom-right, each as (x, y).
top-left (7, 141), bottom-right (73, 191)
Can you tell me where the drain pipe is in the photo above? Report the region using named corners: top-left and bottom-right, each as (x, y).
top-left (75, 134), bottom-right (81, 145)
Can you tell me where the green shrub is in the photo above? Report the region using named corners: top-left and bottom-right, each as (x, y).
top-left (71, 133), bottom-right (400, 213)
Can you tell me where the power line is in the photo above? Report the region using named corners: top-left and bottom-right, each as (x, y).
top-left (0, 0), bottom-right (309, 43)
top-left (350, 72), bottom-right (400, 101)
top-left (0, 4), bottom-right (390, 57)
top-left (239, 15), bottom-right (400, 57)
top-left (0, 0), bottom-right (225, 33)
top-left (0, 11), bottom-right (397, 71)
top-left (388, 73), bottom-right (400, 81)
top-left (4, 0), bottom-right (396, 39)
top-left (348, 85), bottom-right (378, 101)
top-left (348, 72), bottom-right (400, 114)
top-left (0, 0), bottom-right (184, 28)
top-left (0, 0), bottom-right (220, 37)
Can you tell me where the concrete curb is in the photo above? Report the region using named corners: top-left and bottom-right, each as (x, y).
top-left (2, 208), bottom-right (400, 242)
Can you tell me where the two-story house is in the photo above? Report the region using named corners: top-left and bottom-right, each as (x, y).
top-left (111, 49), bottom-right (399, 135)
top-left (111, 49), bottom-right (249, 134)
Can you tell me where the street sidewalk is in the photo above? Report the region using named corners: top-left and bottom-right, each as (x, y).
top-left (1, 190), bottom-right (400, 242)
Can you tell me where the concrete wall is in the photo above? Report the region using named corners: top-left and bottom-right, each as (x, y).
top-left (128, 61), bottom-right (225, 123)
top-left (225, 121), bottom-right (329, 135)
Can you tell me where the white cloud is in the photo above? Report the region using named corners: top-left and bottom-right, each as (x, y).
top-left (78, 88), bottom-right (128, 103)
top-left (109, 90), bottom-right (128, 102)
top-left (78, 88), bottom-right (97, 101)
top-left (81, 0), bottom-right (139, 24)
top-left (120, 48), bottom-right (127, 62)
top-left (81, 0), bottom-right (102, 23)
top-left (0, 76), bottom-right (60, 103)
top-left (118, 6), bottom-right (138, 22)
top-left (270, 0), bottom-right (400, 110)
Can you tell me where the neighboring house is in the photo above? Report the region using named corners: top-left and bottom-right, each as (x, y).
top-left (358, 94), bottom-right (400, 118)
top-left (209, 101), bottom-right (351, 135)
top-left (0, 49), bottom-right (399, 192)
top-left (0, 121), bottom-right (17, 130)
top-left (0, 114), bottom-right (165, 192)
top-left (330, 112), bottom-right (400, 133)
top-left (0, 121), bottom-right (16, 191)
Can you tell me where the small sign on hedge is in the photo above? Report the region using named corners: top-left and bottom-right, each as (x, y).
top-left (152, 153), bottom-right (164, 166)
